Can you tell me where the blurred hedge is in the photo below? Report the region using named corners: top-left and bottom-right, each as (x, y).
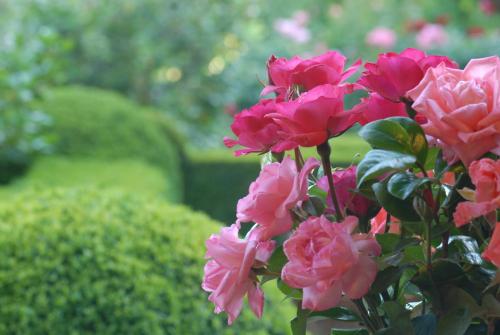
top-left (0, 188), bottom-right (293, 334)
top-left (37, 86), bottom-right (183, 201)
top-left (2, 156), bottom-right (174, 201)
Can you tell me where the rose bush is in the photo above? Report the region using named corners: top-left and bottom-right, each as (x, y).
top-left (203, 48), bottom-right (500, 335)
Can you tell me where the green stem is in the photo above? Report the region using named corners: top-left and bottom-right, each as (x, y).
top-left (365, 296), bottom-right (385, 329)
top-left (353, 299), bottom-right (377, 334)
top-left (317, 141), bottom-right (343, 222)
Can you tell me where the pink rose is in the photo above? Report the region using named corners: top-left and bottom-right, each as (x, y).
top-left (237, 156), bottom-right (320, 240)
top-left (370, 208), bottom-right (401, 235)
top-left (223, 99), bottom-right (296, 155)
top-left (262, 51), bottom-right (361, 99)
top-left (202, 224), bottom-right (275, 324)
top-left (358, 48), bottom-right (457, 102)
top-left (408, 57), bottom-right (500, 166)
top-left (317, 165), bottom-right (376, 218)
top-left (416, 24), bottom-right (448, 50)
top-left (351, 92), bottom-right (407, 125)
top-left (274, 19), bottom-right (311, 44)
top-left (281, 216), bottom-right (381, 311)
top-left (483, 223), bottom-right (500, 267)
top-left (365, 27), bottom-right (397, 49)
top-left (453, 158), bottom-right (500, 227)
top-left (268, 84), bottom-right (359, 147)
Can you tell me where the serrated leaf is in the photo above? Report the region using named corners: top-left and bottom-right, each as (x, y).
top-left (359, 119), bottom-right (411, 153)
top-left (357, 150), bottom-right (416, 187)
top-left (387, 172), bottom-right (431, 200)
top-left (393, 117), bottom-right (428, 164)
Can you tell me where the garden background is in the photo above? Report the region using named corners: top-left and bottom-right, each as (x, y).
top-left (0, 0), bottom-right (499, 333)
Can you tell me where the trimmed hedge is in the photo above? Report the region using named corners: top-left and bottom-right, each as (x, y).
top-left (37, 86), bottom-right (183, 201)
top-left (3, 156), bottom-right (174, 201)
top-left (0, 188), bottom-right (293, 334)
top-left (184, 134), bottom-right (370, 223)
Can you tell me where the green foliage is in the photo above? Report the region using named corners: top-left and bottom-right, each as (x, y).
top-left (4, 156), bottom-right (175, 201)
top-left (37, 86), bottom-right (183, 201)
top-left (0, 188), bottom-right (293, 334)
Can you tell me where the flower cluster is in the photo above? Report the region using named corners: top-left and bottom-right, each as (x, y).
top-left (204, 48), bottom-right (500, 335)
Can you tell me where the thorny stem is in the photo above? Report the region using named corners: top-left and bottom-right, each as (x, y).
top-left (317, 141), bottom-right (343, 222)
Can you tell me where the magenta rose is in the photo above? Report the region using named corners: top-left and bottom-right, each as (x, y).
top-left (202, 224), bottom-right (275, 324)
top-left (317, 166), bottom-right (376, 218)
top-left (358, 48), bottom-right (457, 102)
top-left (351, 92), bottom-right (407, 125)
top-left (268, 84), bottom-right (359, 147)
top-left (237, 156), bottom-right (320, 241)
top-left (223, 99), bottom-right (296, 155)
top-left (262, 51), bottom-right (361, 99)
top-left (281, 216), bottom-right (381, 311)
top-left (408, 57), bottom-right (500, 166)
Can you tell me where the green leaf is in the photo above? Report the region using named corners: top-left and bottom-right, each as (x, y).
top-left (267, 246), bottom-right (287, 273)
top-left (277, 278), bottom-right (302, 300)
top-left (332, 329), bottom-right (369, 335)
top-left (359, 119), bottom-right (411, 153)
top-left (291, 306), bottom-right (310, 335)
top-left (393, 117), bottom-right (428, 164)
top-left (310, 307), bottom-right (359, 321)
top-left (387, 172), bottom-right (431, 200)
top-left (376, 234), bottom-right (400, 254)
top-left (372, 182), bottom-right (421, 221)
top-left (381, 301), bottom-right (415, 335)
top-left (375, 328), bottom-right (401, 335)
top-left (370, 266), bottom-right (405, 294)
top-left (412, 314), bottom-right (437, 335)
top-left (444, 236), bottom-right (483, 265)
top-left (357, 150), bottom-right (416, 186)
top-left (435, 307), bottom-right (471, 335)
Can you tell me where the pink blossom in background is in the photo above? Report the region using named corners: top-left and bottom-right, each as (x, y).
top-left (408, 57), bottom-right (500, 166)
top-left (416, 24), bottom-right (448, 49)
top-left (358, 48), bottom-right (457, 102)
top-left (351, 92), bottom-right (407, 125)
top-left (292, 10), bottom-right (310, 26)
top-left (274, 10), bottom-right (311, 45)
top-left (453, 158), bottom-right (500, 227)
top-left (483, 223), bottom-right (500, 267)
top-left (269, 84), bottom-right (359, 147)
top-left (365, 27), bottom-right (397, 49)
top-left (202, 225), bottom-right (275, 324)
top-left (263, 51), bottom-right (361, 99)
top-left (317, 166), bottom-right (376, 218)
top-left (224, 99), bottom-right (296, 156)
top-left (237, 156), bottom-right (320, 241)
top-left (480, 0), bottom-right (496, 15)
top-left (281, 216), bottom-right (381, 311)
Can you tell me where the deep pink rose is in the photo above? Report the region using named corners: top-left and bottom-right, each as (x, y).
top-left (351, 93), bottom-right (407, 125)
top-left (281, 216), bottom-right (381, 311)
top-left (202, 224), bottom-right (275, 324)
top-left (365, 27), bottom-right (397, 49)
top-left (262, 51), bottom-right (361, 99)
top-left (224, 99), bottom-right (296, 155)
top-left (408, 57), bottom-right (500, 165)
top-left (268, 84), bottom-right (359, 147)
top-left (358, 48), bottom-right (458, 102)
top-left (237, 156), bottom-right (320, 240)
top-left (483, 222), bottom-right (500, 267)
top-left (453, 158), bottom-right (500, 227)
top-left (317, 166), bottom-right (376, 218)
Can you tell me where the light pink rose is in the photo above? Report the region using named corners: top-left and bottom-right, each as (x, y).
top-left (274, 19), bottom-right (311, 44)
top-left (268, 84), bottom-right (360, 147)
top-left (281, 216), bottom-right (381, 311)
top-left (202, 224), bottom-right (275, 324)
top-left (416, 24), bottom-right (448, 50)
top-left (365, 27), bottom-right (397, 49)
top-left (351, 92), bottom-right (407, 125)
top-left (483, 222), bottom-right (500, 267)
top-left (408, 57), bottom-right (500, 166)
top-left (237, 156), bottom-right (320, 241)
top-left (223, 99), bottom-right (296, 155)
top-left (317, 166), bottom-right (376, 218)
top-left (453, 158), bottom-right (500, 227)
top-left (263, 51), bottom-right (361, 100)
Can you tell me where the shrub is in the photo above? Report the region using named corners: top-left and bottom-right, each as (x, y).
top-left (37, 86), bottom-right (183, 201)
top-left (184, 133), bottom-right (369, 223)
top-left (0, 188), bottom-right (293, 334)
top-left (4, 156), bottom-right (174, 201)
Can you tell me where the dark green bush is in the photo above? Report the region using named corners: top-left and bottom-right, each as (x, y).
top-left (38, 86), bottom-right (183, 201)
top-left (2, 156), bottom-right (173, 201)
top-left (0, 188), bottom-right (293, 334)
